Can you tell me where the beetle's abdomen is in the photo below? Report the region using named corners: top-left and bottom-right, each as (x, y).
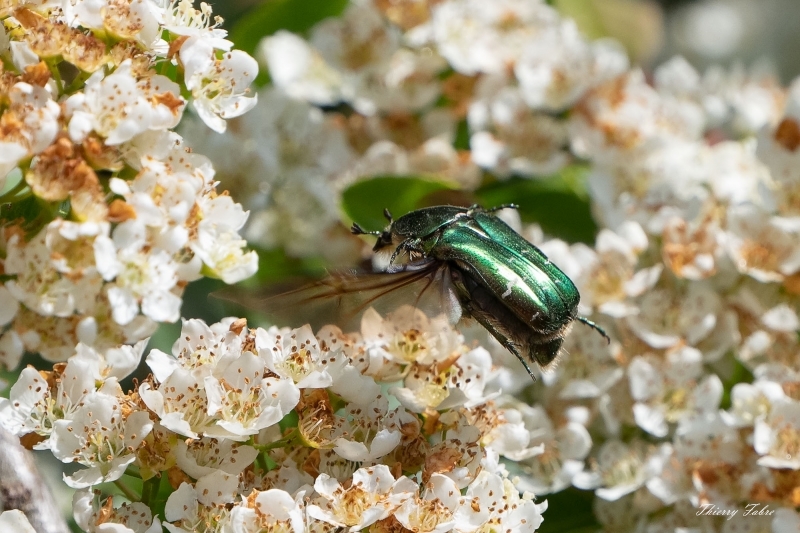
top-left (434, 222), bottom-right (579, 335)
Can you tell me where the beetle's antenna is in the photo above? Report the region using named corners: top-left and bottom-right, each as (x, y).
top-left (351, 223), bottom-right (382, 237)
top-left (577, 316), bottom-right (611, 344)
top-left (383, 208), bottom-right (393, 223)
top-left (485, 203), bottom-right (519, 213)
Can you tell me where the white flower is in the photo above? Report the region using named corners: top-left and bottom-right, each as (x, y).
top-left (174, 436), bottom-right (259, 479)
top-left (95, 220), bottom-right (182, 325)
top-left (204, 351), bottom-right (300, 440)
top-left (191, 195), bottom-right (258, 284)
top-left (164, 472), bottom-right (238, 533)
top-left (51, 391), bottom-right (153, 488)
top-left (515, 20), bottom-right (627, 112)
top-left (573, 440), bottom-right (667, 501)
top-left (724, 379), bottom-right (786, 427)
top-left (543, 323), bottom-right (624, 399)
top-left (706, 139), bottom-right (771, 205)
top-left (332, 395), bottom-right (402, 462)
top-left (627, 347), bottom-right (723, 437)
top-left (351, 47), bottom-right (446, 115)
top-left (430, 0), bottom-right (559, 76)
top-left (139, 368), bottom-right (213, 439)
top-left (229, 488), bottom-right (307, 533)
top-left (359, 306), bottom-right (464, 377)
top-left (625, 281), bottom-right (731, 354)
top-left (724, 203), bottom-right (800, 282)
top-left (0, 353), bottom-right (111, 448)
top-left (462, 469), bottom-right (546, 533)
top-left (427, 420), bottom-right (483, 489)
top-left (162, 0), bottom-right (231, 50)
top-left (468, 75), bottom-right (569, 178)
top-left (539, 222), bottom-right (656, 318)
top-left (259, 30), bottom-right (342, 105)
top-left (731, 287), bottom-right (799, 370)
top-left (181, 36), bottom-right (258, 132)
top-left (0, 510), bottom-right (36, 533)
top-left (0, 81), bottom-right (60, 179)
top-left (256, 325), bottom-right (334, 388)
top-left (662, 214), bottom-right (723, 280)
top-left (571, 71), bottom-right (704, 160)
top-left (754, 397), bottom-right (800, 469)
top-left (66, 61), bottom-right (184, 145)
top-left (392, 346), bottom-right (493, 413)
top-left (512, 404), bottom-right (589, 494)
top-left (73, 490), bottom-right (162, 533)
top-left (394, 474), bottom-right (462, 533)
top-left (307, 465), bottom-right (414, 531)
top-left (5, 228), bottom-right (97, 318)
top-left (69, 0), bottom-right (164, 49)
top-left (647, 412), bottom-right (743, 506)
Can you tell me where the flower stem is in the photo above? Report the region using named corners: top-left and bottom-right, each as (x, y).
top-left (113, 479), bottom-right (140, 502)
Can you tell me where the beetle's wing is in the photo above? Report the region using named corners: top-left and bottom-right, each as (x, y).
top-left (213, 261), bottom-right (462, 331)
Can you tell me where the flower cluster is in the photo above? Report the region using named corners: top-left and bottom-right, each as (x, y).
top-left (183, 0), bottom-right (628, 260)
top-left (2, 312), bottom-right (548, 532)
top-left (0, 0), bottom-right (258, 368)
top-left (522, 55), bottom-right (800, 530)
top-left (177, 0), bottom-right (800, 531)
top-left (4, 0), bottom-right (800, 531)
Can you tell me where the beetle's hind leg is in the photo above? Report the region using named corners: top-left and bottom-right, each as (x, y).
top-left (577, 316), bottom-right (611, 344)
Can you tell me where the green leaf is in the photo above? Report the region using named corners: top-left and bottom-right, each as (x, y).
top-left (229, 0), bottom-right (349, 55)
top-left (476, 167), bottom-right (597, 244)
top-left (537, 488), bottom-right (601, 533)
top-left (341, 175), bottom-right (459, 231)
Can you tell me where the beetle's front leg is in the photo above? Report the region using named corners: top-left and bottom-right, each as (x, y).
top-left (389, 238), bottom-right (424, 264)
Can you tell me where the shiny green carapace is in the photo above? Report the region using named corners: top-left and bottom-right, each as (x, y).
top-left (353, 204), bottom-right (607, 378)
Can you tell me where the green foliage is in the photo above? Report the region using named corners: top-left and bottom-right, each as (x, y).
top-left (229, 0), bottom-right (349, 55)
top-left (340, 167), bottom-right (596, 244)
top-left (342, 175), bottom-right (458, 231)
top-left (537, 489), bottom-right (601, 533)
top-left (476, 166), bottom-right (597, 244)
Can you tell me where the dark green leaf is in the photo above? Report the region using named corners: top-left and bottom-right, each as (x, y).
top-left (229, 0), bottom-right (349, 55)
top-left (537, 488), bottom-right (600, 533)
top-left (342, 176), bottom-right (458, 231)
top-left (476, 167), bottom-right (597, 244)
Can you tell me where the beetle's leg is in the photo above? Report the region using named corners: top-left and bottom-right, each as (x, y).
top-left (383, 208), bottom-right (393, 223)
top-left (390, 238), bottom-right (424, 264)
top-left (507, 343), bottom-right (537, 382)
top-left (577, 316), bottom-right (611, 344)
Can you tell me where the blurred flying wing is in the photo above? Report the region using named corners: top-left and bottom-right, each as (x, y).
top-left (213, 260), bottom-right (462, 332)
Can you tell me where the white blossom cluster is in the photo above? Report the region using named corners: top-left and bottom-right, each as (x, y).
top-left (178, 0), bottom-right (800, 531)
top-left (520, 55), bottom-right (800, 531)
top-left (183, 0), bottom-right (629, 259)
top-left (0, 0), bottom-right (258, 368)
top-left (2, 311), bottom-right (549, 532)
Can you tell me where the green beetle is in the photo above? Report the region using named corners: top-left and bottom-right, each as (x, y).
top-left (352, 204), bottom-right (608, 377)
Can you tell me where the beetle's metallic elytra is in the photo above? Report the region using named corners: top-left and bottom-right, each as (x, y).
top-left (352, 204), bottom-right (609, 378)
